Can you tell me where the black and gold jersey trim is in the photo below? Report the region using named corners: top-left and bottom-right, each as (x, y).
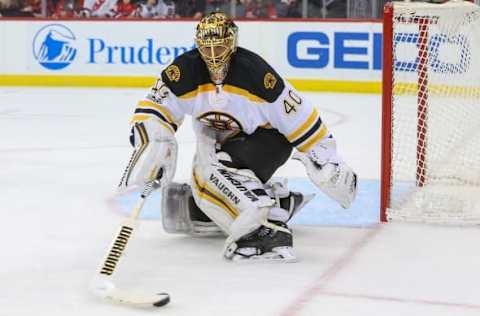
top-left (134, 108), bottom-right (178, 132)
top-left (161, 49), bottom-right (211, 98)
top-left (223, 85), bottom-right (266, 103)
top-left (291, 117), bottom-right (322, 147)
top-left (161, 47), bottom-right (284, 104)
top-left (130, 100), bottom-right (178, 133)
top-left (177, 83), bottom-right (267, 103)
top-left (226, 47), bottom-right (285, 103)
top-left (298, 125), bottom-right (329, 152)
top-left (177, 83), bottom-right (215, 99)
top-left (287, 108), bottom-right (329, 152)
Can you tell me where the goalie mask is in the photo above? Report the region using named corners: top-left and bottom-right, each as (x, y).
top-left (195, 12), bottom-right (238, 83)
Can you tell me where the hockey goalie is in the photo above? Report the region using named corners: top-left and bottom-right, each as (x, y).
top-left (118, 12), bottom-right (357, 262)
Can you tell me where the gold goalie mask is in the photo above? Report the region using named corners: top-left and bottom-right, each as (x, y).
top-left (195, 12), bottom-right (238, 83)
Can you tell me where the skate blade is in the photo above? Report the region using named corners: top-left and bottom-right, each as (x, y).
top-left (303, 193), bottom-right (316, 205)
top-left (288, 193), bottom-right (316, 221)
top-left (228, 246), bottom-right (298, 263)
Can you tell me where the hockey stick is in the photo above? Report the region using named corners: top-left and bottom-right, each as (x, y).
top-left (90, 177), bottom-right (170, 308)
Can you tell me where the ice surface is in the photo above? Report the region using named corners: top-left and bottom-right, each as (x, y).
top-left (1, 88), bottom-right (479, 316)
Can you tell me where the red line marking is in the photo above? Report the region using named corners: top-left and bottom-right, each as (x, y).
top-left (279, 226), bottom-right (382, 316)
top-left (280, 225), bottom-right (480, 315)
top-left (317, 290), bottom-right (480, 311)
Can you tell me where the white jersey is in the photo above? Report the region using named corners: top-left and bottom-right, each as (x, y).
top-left (130, 47), bottom-right (330, 153)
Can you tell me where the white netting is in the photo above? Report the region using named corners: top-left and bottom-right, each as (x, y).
top-left (387, 1), bottom-right (480, 224)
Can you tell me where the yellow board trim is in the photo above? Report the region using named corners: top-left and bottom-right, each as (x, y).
top-left (393, 82), bottom-right (480, 98)
top-left (0, 75), bottom-right (382, 93)
top-left (289, 79), bottom-right (381, 94)
top-left (6, 74), bottom-right (480, 98)
top-left (0, 75), bottom-right (157, 88)
top-left (287, 108), bottom-right (318, 142)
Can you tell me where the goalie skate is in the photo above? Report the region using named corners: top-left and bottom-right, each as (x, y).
top-left (224, 221), bottom-right (297, 262)
top-left (267, 179), bottom-right (315, 221)
top-left (279, 191), bottom-right (315, 221)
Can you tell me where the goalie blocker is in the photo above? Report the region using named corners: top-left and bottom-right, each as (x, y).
top-left (118, 119), bottom-right (178, 190)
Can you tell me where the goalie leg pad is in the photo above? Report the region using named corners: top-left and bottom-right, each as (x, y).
top-left (191, 129), bottom-right (279, 238)
top-left (192, 162), bottom-right (298, 262)
top-left (161, 182), bottom-right (224, 237)
top-left (191, 128), bottom-right (298, 261)
top-left (191, 160), bottom-right (277, 238)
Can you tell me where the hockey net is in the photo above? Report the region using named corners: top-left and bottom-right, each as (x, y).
top-left (381, 1), bottom-right (480, 224)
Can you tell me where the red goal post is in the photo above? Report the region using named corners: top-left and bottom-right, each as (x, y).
top-left (381, 1), bottom-right (480, 224)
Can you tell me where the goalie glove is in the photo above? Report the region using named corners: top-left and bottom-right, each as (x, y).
top-left (292, 137), bottom-right (357, 209)
top-left (119, 119), bottom-right (178, 190)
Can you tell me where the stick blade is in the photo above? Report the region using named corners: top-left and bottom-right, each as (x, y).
top-left (91, 277), bottom-right (170, 308)
top-left (105, 289), bottom-right (170, 308)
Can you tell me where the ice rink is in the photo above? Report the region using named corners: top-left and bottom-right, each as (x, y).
top-left (1, 87), bottom-right (479, 316)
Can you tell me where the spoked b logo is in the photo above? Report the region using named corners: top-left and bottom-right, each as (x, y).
top-left (32, 24), bottom-right (77, 70)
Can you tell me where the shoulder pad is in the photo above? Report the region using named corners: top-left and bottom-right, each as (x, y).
top-left (161, 49), bottom-right (210, 97)
top-left (227, 47), bottom-right (285, 103)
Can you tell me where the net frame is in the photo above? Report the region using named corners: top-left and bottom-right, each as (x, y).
top-left (381, 1), bottom-right (480, 224)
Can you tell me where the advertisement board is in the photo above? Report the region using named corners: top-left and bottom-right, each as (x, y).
top-left (0, 20), bottom-right (383, 92)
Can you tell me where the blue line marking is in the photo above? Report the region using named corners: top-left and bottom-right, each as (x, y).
top-left (114, 178), bottom-right (379, 227)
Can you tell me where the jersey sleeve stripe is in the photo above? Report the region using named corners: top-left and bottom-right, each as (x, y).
top-left (130, 114), bottom-right (176, 135)
top-left (192, 170), bottom-right (238, 218)
top-left (296, 125), bottom-right (329, 152)
top-left (287, 108), bottom-right (319, 142)
top-left (129, 114), bottom-right (151, 123)
top-left (137, 100), bottom-right (176, 123)
top-left (290, 115), bottom-right (322, 147)
top-left (134, 108), bottom-right (178, 132)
